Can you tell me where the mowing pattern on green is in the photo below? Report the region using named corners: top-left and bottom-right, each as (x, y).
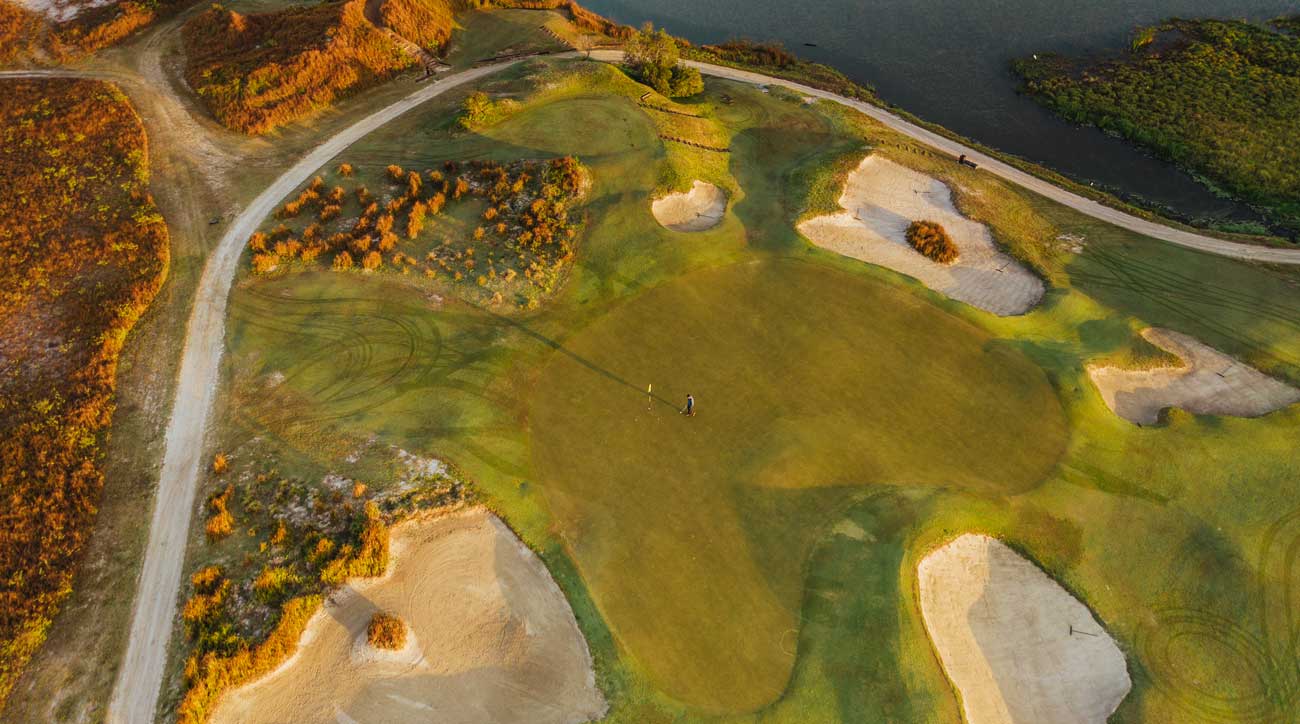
top-left (530, 259), bottom-right (1066, 712)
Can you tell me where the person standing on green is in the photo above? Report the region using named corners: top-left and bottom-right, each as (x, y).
top-left (684, 394), bottom-right (695, 417)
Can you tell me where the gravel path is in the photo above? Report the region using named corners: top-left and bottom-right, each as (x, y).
top-left (104, 59), bottom-right (529, 724)
top-left (586, 51), bottom-right (1300, 266)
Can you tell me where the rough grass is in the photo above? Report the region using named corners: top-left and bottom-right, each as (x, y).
top-left (204, 60), bottom-right (1300, 723)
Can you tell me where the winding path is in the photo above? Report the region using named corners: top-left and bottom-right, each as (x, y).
top-left (6, 40), bottom-right (1295, 724)
top-left (590, 51), bottom-right (1300, 266)
top-left (102, 58), bottom-right (527, 724)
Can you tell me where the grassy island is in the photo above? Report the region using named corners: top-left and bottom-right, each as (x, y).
top-left (1013, 16), bottom-right (1300, 237)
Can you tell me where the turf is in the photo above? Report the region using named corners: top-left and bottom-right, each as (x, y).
top-left (205, 58), bottom-right (1300, 723)
top-left (529, 259), bottom-right (1066, 710)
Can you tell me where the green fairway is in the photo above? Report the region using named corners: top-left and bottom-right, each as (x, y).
top-left (530, 259), bottom-right (1066, 710)
top-left (194, 57), bottom-right (1300, 723)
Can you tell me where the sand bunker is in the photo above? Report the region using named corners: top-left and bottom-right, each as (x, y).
top-left (651, 180), bottom-right (727, 231)
top-left (1089, 327), bottom-right (1300, 425)
top-left (918, 534), bottom-right (1130, 724)
top-left (798, 156), bottom-right (1043, 316)
top-left (211, 507), bottom-right (606, 724)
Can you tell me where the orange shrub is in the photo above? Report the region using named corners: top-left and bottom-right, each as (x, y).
top-left (366, 612), bottom-right (406, 650)
top-left (905, 220), bottom-right (959, 263)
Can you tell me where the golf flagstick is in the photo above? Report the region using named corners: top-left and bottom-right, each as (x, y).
top-left (647, 383), bottom-right (653, 414)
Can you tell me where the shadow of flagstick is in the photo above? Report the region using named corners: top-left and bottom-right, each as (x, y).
top-left (460, 297), bottom-right (682, 412)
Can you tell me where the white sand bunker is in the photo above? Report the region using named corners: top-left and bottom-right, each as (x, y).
top-left (651, 180), bottom-right (727, 231)
top-left (211, 507), bottom-right (606, 724)
top-left (1088, 327), bottom-right (1300, 425)
top-left (918, 534), bottom-right (1130, 724)
top-left (798, 156), bottom-right (1044, 316)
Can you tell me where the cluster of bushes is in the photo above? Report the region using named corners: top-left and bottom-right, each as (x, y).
top-left (1013, 16), bottom-right (1300, 236)
top-left (906, 220), bottom-right (959, 263)
top-left (182, 0), bottom-right (428, 134)
top-left (176, 458), bottom-right (468, 723)
top-left (0, 78), bottom-right (169, 710)
top-left (250, 156), bottom-right (587, 303)
top-left (366, 612), bottom-right (406, 649)
top-left (622, 22), bottom-right (703, 98)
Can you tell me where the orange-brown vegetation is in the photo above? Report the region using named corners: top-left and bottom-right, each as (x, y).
top-left (182, 0), bottom-right (422, 135)
top-left (204, 485), bottom-right (235, 541)
top-left (379, 0), bottom-right (453, 52)
top-left (366, 612), bottom-right (406, 650)
top-left (0, 78), bottom-right (169, 709)
top-left (248, 156), bottom-right (586, 300)
top-left (212, 452), bottom-right (229, 474)
top-left (906, 219), bottom-right (959, 263)
top-left (0, 1), bottom-right (43, 64)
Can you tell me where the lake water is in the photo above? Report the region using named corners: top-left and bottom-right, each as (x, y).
top-left (582, 0), bottom-right (1296, 229)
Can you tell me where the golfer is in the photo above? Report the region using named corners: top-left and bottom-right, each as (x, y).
top-left (684, 394), bottom-right (695, 417)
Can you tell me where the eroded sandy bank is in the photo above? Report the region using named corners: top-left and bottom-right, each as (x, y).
top-left (210, 507), bottom-right (606, 724)
top-left (1088, 327), bottom-right (1300, 425)
top-left (797, 156), bottom-right (1043, 316)
top-left (917, 534), bottom-right (1130, 724)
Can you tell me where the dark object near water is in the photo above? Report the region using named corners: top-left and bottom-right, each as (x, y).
top-left (958, 154), bottom-right (979, 169)
top-left (804, 42), bottom-right (818, 47)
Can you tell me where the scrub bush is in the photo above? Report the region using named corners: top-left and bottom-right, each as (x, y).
top-left (906, 220), bottom-right (959, 263)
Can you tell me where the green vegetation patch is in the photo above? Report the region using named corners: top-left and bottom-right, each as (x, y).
top-left (1013, 17), bottom-right (1300, 236)
top-left (530, 259), bottom-right (1066, 711)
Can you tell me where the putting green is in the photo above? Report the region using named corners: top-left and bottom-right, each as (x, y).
top-left (530, 259), bottom-right (1068, 712)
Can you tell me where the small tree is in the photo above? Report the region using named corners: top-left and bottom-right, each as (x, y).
top-left (905, 220), bottom-right (959, 263)
top-left (459, 91), bottom-right (494, 130)
top-left (623, 23), bottom-right (702, 98)
top-left (367, 612), bottom-right (406, 650)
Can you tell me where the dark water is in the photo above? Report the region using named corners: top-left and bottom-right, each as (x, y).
top-left (582, 0), bottom-right (1296, 228)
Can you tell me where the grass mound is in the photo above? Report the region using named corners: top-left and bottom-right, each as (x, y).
top-left (366, 612), bottom-right (406, 650)
top-left (182, 0), bottom-right (426, 134)
top-left (531, 259), bottom-right (1066, 711)
top-left (906, 219), bottom-right (959, 263)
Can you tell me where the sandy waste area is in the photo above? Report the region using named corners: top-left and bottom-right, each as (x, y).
top-left (798, 156), bottom-right (1043, 316)
top-left (651, 180), bottom-right (727, 231)
top-left (210, 507), bottom-right (606, 724)
top-left (918, 534), bottom-right (1130, 724)
top-left (1088, 327), bottom-right (1300, 425)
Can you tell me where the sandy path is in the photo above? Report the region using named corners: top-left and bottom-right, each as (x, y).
top-left (651, 180), bottom-right (727, 231)
top-left (585, 51), bottom-right (1300, 266)
top-left (210, 508), bottom-right (606, 724)
top-left (918, 534), bottom-right (1130, 724)
top-left (1088, 327), bottom-right (1300, 425)
top-left (105, 58), bottom-right (537, 724)
top-left (798, 155), bottom-right (1043, 315)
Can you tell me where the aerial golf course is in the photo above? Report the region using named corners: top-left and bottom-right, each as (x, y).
top-left (4, 2), bottom-right (1300, 722)
top-left (162, 50), bottom-right (1300, 723)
